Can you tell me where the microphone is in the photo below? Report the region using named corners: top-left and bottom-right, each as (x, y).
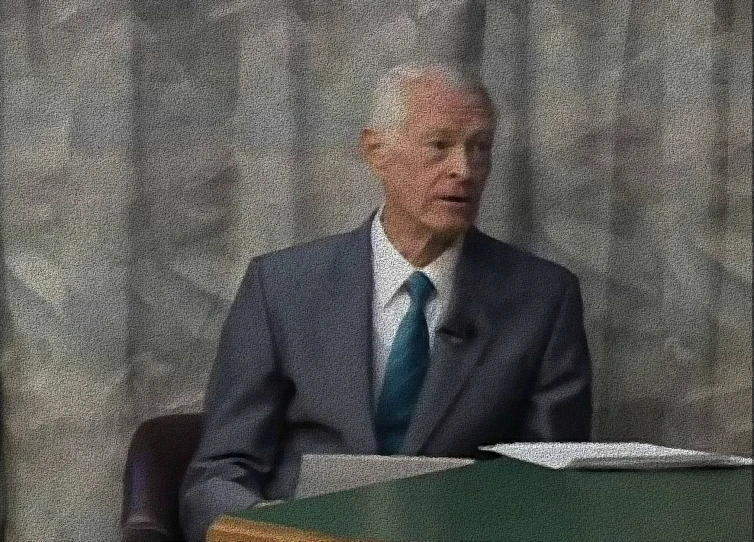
top-left (438, 321), bottom-right (476, 343)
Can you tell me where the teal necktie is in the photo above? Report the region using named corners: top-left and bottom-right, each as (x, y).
top-left (375, 271), bottom-right (435, 455)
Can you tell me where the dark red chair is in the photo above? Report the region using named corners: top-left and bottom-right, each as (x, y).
top-left (122, 413), bottom-right (203, 542)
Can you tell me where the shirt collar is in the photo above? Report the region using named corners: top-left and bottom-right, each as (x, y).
top-left (371, 206), bottom-right (462, 310)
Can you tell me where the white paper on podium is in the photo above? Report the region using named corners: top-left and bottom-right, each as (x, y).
top-left (295, 454), bottom-right (474, 498)
top-left (478, 442), bottom-right (754, 470)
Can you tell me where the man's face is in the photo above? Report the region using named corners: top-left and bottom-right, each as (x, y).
top-left (365, 76), bottom-right (496, 240)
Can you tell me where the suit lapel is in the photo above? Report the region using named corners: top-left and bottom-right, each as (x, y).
top-left (320, 216), bottom-right (378, 452)
top-left (401, 229), bottom-right (493, 455)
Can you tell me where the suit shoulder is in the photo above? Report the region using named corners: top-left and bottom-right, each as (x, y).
top-left (471, 230), bottom-right (578, 284)
top-left (255, 230), bottom-right (356, 266)
top-left (244, 227), bottom-right (367, 292)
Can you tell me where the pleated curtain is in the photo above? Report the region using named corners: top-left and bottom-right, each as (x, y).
top-left (0, 0), bottom-right (750, 540)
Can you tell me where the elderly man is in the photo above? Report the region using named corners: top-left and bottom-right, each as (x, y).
top-left (179, 63), bottom-right (591, 541)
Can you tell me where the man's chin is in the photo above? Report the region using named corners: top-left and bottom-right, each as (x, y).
top-left (428, 218), bottom-right (473, 239)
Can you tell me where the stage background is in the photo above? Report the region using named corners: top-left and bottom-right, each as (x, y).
top-left (0, 0), bottom-right (751, 540)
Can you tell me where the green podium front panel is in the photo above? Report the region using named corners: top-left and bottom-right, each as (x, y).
top-left (234, 457), bottom-right (753, 541)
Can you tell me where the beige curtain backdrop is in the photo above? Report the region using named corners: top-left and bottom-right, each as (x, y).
top-left (0, 0), bottom-right (751, 540)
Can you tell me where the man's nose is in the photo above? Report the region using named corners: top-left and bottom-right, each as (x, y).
top-left (448, 146), bottom-right (471, 180)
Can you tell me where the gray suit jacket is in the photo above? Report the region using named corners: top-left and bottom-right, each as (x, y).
top-left (179, 216), bottom-right (592, 542)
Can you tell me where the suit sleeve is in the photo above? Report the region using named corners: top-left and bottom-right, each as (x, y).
top-left (520, 275), bottom-right (592, 441)
top-left (179, 259), bottom-right (292, 542)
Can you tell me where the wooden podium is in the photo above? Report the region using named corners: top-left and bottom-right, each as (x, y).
top-left (208, 516), bottom-right (361, 542)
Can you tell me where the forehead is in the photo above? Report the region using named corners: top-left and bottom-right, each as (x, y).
top-left (403, 76), bottom-right (495, 133)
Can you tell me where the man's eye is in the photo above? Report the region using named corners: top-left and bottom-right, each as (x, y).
top-left (430, 140), bottom-right (450, 151)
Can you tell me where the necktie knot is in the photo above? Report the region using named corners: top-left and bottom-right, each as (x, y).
top-left (406, 271), bottom-right (434, 308)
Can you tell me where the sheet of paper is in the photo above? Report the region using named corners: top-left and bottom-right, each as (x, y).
top-left (296, 454), bottom-right (474, 498)
top-left (478, 442), bottom-right (754, 470)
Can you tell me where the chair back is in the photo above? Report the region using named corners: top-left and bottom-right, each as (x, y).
top-left (122, 413), bottom-right (202, 542)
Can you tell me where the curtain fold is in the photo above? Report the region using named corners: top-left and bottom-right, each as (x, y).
top-left (0, 0), bottom-right (750, 540)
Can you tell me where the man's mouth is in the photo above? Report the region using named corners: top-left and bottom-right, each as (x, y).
top-left (439, 196), bottom-right (471, 203)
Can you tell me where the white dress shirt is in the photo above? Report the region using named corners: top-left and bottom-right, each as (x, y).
top-left (370, 210), bottom-right (462, 401)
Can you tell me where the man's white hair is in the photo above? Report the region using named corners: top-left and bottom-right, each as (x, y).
top-left (367, 62), bottom-right (494, 131)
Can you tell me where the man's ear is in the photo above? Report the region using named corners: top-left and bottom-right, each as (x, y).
top-left (360, 128), bottom-right (389, 173)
